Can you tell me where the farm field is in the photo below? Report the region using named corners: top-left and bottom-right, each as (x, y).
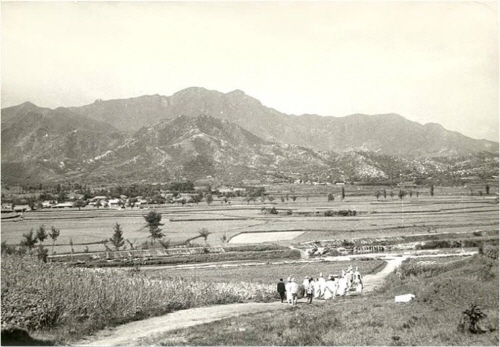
top-left (2, 191), bottom-right (498, 254)
top-left (144, 259), bottom-right (386, 284)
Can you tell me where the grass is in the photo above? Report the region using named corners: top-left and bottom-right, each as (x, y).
top-left (151, 254), bottom-right (498, 346)
top-left (0, 254), bottom-right (277, 344)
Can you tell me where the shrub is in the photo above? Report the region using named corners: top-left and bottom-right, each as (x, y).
top-left (458, 304), bottom-right (487, 334)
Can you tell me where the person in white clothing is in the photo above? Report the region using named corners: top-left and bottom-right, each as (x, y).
top-left (285, 277), bottom-right (294, 304)
top-left (313, 277), bottom-right (321, 298)
top-left (318, 273), bottom-right (326, 298)
top-left (337, 273), bottom-right (348, 297)
top-left (323, 275), bottom-right (336, 300)
top-left (302, 276), bottom-right (310, 298)
top-left (289, 278), bottom-right (298, 305)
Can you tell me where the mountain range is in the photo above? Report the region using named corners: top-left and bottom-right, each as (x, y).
top-left (2, 87), bottom-right (498, 186)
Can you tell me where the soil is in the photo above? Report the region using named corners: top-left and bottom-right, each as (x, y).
top-left (75, 256), bottom-right (407, 346)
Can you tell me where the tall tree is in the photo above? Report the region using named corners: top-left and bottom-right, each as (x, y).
top-left (341, 187), bottom-right (345, 201)
top-left (109, 223), bottom-right (125, 250)
top-left (49, 226), bottom-right (60, 254)
top-left (143, 211), bottom-right (164, 243)
top-left (36, 225), bottom-right (48, 244)
top-left (486, 184), bottom-right (490, 195)
top-left (430, 185), bottom-right (435, 197)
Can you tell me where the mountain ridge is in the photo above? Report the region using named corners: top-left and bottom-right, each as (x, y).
top-left (2, 88), bottom-right (498, 186)
top-left (62, 87), bottom-right (498, 157)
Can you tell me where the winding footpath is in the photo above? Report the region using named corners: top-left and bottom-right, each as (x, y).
top-left (75, 256), bottom-right (406, 346)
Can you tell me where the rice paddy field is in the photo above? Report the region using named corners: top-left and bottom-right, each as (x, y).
top-left (145, 259), bottom-right (387, 284)
top-left (2, 185), bottom-right (498, 254)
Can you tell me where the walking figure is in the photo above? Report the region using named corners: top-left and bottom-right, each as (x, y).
top-left (277, 278), bottom-right (286, 303)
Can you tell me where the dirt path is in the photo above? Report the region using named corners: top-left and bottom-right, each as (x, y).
top-left (75, 257), bottom-right (405, 346)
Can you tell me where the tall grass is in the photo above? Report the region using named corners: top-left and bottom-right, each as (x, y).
top-left (1, 254), bottom-right (275, 342)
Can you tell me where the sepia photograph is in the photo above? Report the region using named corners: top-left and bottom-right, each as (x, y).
top-left (1, 1), bottom-right (498, 345)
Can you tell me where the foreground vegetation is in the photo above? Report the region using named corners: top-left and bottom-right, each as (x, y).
top-left (0, 254), bottom-right (276, 343)
top-left (151, 253), bottom-right (498, 346)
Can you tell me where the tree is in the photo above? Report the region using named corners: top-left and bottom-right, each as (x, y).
top-left (375, 191), bottom-right (381, 200)
top-left (430, 185), bottom-right (435, 197)
top-left (291, 195), bottom-right (297, 202)
top-left (280, 196), bottom-right (285, 203)
top-left (205, 193), bottom-right (213, 205)
top-left (341, 187), bottom-right (345, 201)
top-left (109, 223), bottom-right (125, 250)
top-left (268, 196), bottom-right (275, 203)
top-left (383, 189), bottom-right (387, 199)
top-left (398, 190), bottom-right (405, 200)
top-left (144, 211), bottom-right (164, 243)
top-left (198, 228), bottom-right (211, 245)
top-left (20, 229), bottom-right (38, 250)
top-left (73, 199), bottom-right (86, 211)
top-left (49, 226), bottom-right (60, 254)
top-left (486, 184), bottom-right (490, 195)
top-left (390, 191), bottom-right (394, 199)
top-left (192, 193), bottom-right (203, 205)
top-left (328, 193), bottom-right (335, 202)
top-left (36, 225), bottom-right (48, 244)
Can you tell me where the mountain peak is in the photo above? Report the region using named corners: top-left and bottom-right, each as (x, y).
top-left (226, 89), bottom-right (246, 96)
top-left (173, 87), bottom-right (219, 97)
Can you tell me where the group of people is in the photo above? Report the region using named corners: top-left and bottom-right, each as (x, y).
top-left (277, 265), bottom-right (363, 305)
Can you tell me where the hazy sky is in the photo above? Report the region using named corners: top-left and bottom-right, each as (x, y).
top-left (2, 1), bottom-right (498, 141)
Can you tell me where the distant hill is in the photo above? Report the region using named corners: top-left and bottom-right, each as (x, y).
top-left (70, 87), bottom-right (498, 157)
top-left (1, 102), bottom-right (123, 184)
top-left (2, 88), bottom-right (498, 186)
top-left (78, 115), bottom-right (337, 184)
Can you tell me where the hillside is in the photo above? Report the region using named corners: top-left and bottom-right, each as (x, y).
top-left (1, 103), bottom-right (124, 184)
top-left (70, 87), bottom-right (498, 157)
top-left (79, 115), bottom-right (336, 184)
top-left (2, 89), bottom-right (498, 186)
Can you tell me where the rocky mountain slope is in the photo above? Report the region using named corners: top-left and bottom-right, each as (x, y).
top-left (2, 88), bottom-right (498, 186)
top-left (71, 87), bottom-right (498, 157)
